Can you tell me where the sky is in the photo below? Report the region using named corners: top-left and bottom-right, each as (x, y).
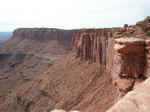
top-left (0, 0), bottom-right (149, 31)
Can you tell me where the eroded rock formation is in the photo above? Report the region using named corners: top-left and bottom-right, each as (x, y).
top-left (108, 18), bottom-right (150, 112)
top-left (112, 37), bottom-right (146, 96)
top-left (72, 29), bottom-right (113, 64)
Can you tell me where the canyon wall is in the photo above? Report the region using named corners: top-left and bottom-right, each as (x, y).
top-left (112, 38), bottom-right (146, 97)
top-left (72, 20), bottom-right (150, 111)
top-left (0, 29), bottom-right (119, 112)
top-left (1, 28), bottom-right (77, 57)
top-left (72, 29), bottom-right (115, 69)
top-left (1, 17), bottom-right (150, 112)
top-left (12, 28), bottom-right (74, 43)
top-left (0, 28), bottom-right (76, 111)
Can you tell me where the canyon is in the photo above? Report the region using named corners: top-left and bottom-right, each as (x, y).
top-left (0, 32), bottom-right (12, 42)
top-left (0, 28), bottom-right (76, 109)
top-left (0, 17), bottom-right (150, 112)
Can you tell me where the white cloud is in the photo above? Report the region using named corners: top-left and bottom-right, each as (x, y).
top-left (0, 0), bottom-right (149, 31)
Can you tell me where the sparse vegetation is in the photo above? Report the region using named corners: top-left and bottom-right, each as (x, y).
top-left (136, 16), bottom-right (150, 32)
top-left (137, 22), bottom-right (147, 31)
top-left (124, 24), bottom-right (128, 28)
top-left (146, 32), bottom-right (150, 37)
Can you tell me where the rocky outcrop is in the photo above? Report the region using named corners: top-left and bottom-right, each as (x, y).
top-left (106, 18), bottom-right (150, 112)
top-left (107, 77), bottom-right (150, 112)
top-left (112, 37), bottom-right (146, 96)
top-left (136, 16), bottom-right (150, 34)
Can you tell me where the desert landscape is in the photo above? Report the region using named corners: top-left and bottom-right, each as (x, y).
top-left (0, 17), bottom-right (150, 112)
top-left (0, 0), bottom-right (150, 111)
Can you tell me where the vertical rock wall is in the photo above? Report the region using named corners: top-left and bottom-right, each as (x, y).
top-left (72, 29), bottom-right (113, 65)
top-left (72, 28), bottom-right (150, 99)
top-left (112, 38), bottom-right (146, 96)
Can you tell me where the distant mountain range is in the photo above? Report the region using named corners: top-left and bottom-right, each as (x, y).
top-left (0, 32), bottom-right (12, 42)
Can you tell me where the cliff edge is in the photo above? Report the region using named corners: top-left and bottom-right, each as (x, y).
top-left (1, 17), bottom-right (150, 112)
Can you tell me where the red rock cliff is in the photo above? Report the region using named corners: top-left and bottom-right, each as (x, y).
top-left (72, 29), bottom-right (114, 65)
top-left (1, 28), bottom-right (77, 57)
top-left (13, 28), bottom-right (75, 43)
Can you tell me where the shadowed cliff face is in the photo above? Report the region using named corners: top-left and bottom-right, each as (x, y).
top-left (112, 38), bottom-right (146, 97)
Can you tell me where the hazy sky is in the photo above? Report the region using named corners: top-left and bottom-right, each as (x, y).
top-left (0, 0), bottom-right (149, 31)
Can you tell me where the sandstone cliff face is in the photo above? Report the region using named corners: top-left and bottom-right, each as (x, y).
top-left (107, 19), bottom-right (150, 112)
top-left (1, 28), bottom-right (76, 57)
top-left (72, 29), bottom-right (113, 64)
top-left (13, 28), bottom-right (74, 43)
top-left (112, 38), bottom-right (146, 96)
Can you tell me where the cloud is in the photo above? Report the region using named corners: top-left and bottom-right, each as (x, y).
top-left (0, 0), bottom-right (149, 31)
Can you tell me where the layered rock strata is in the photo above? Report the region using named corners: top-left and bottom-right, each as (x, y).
top-left (12, 28), bottom-right (74, 43)
top-left (112, 37), bottom-right (146, 96)
top-left (72, 29), bottom-right (113, 64)
top-left (1, 28), bottom-right (76, 57)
